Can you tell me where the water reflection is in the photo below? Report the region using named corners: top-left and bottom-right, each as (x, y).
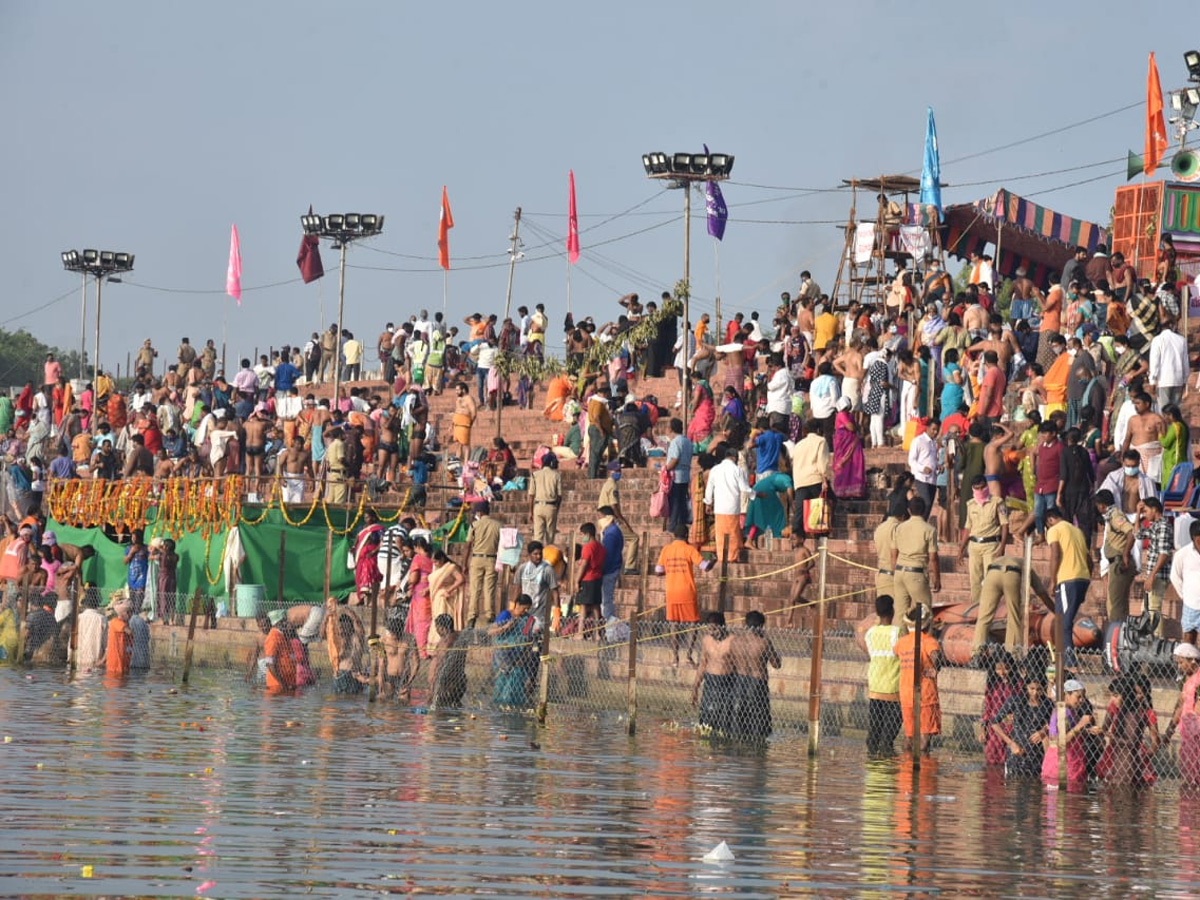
top-left (1, 669), bottom-right (1198, 898)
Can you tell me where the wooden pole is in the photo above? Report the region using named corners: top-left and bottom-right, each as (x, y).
top-left (276, 531), bottom-right (286, 607)
top-left (627, 531), bottom-right (649, 737)
top-left (67, 584), bottom-right (81, 677)
top-left (807, 535), bottom-right (828, 757)
top-left (1020, 534), bottom-right (1033, 652)
top-left (367, 582), bottom-right (380, 704)
top-left (181, 588), bottom-right (202, 684)
top-left (1055, 612), bottom-right (1067, 788)
top-left (718, 534), bottom-right (730, 613)
top-left (911, 603), bottom-right (923, 769)
top-left (15, 590), bottom-right (28, 666)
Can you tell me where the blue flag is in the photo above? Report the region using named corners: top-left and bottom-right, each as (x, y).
top-left (920, 106), bottom-right (942, 219)
top-left (706, 181), bottom-right (727, 240)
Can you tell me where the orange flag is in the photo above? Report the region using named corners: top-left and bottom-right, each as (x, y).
top-left (438, 186), bottom-right (454, 270)
top-left (1145, 52), bottom-right (1168, 177)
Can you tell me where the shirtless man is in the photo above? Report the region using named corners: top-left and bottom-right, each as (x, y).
top-left (796, 298), bottom-right (815, 348)
top-left (427, 613), bottom-right (467, 708)
top-left (453, 383), bottom-right (478, 462)
top-left (692, 611), bottom-right (735, 735)
top-left (379, 615), bottom-right (411, 701)
top-left (784, 535), bottom-right (814, 629)
top-left (280, 436), bottom-right (312, 504)
top-left (834, 339), bottom-right (865, 426)
top-left (983, 423), bottom-right (1013, 500)
top-left (1122, 391), bottom-right (1167, 484)
top-left (962, 298), bottom-right (989, 339)
top-left (376, 408), bottom-right (400, 484)
top-left (243, 410), bottom-right (269, 495)
top-left (153, 449), bottom-right (175, 480)
top-left (1009, 268), bottom-right (1042, 322)
top-left (969, 320), bottom-right (1020, 376)
top-left (409, 388), bottom-right (430, 464)
top-left (729, 610), bottom-right (782, 739)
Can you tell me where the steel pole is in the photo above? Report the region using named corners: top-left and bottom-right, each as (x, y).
top-left (682, 185), bottom-right (691, 431)
top-left (93, 275), bottom-right (103, 393)
top-left (332, 242), bottom-right (347, 408)
top-left (79, 271), bottom-right (87, 380)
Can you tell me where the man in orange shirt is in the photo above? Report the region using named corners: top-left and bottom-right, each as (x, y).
top-left (656, 524), bottom-right (703, 665)
top-left (263, 609), bottom-right (297, 693)
top-left (1041, 334), bottom-right (1070, 416)
top-left (105, 598), bottom-right (133, 678)
top-left (1037, 282), bottom-right (1064, 367)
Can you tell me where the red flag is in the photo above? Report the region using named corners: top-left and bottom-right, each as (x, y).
top-left (297, 204), bottom-right (324, 284)
top-left (1145, 52), bottom-right (1168, 177)
top-left (567, 170), bottom-right (580, 264)
top-left (438, 186), bottom-right (454, 270)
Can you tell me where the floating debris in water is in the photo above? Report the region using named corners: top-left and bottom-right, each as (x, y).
top-left (703, 841), bottom-right (735, 863)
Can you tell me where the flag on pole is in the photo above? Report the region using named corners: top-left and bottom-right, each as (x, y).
top-left (1145, 52), bottom-right (1169, 177)
top-left (919, 106), bottom-right (942, 219)
top-left (705, 181), bottom-right (727, 241)
top-left (438, 186), bottom-right (454, 270)
top-left (297, 204), bottom-right (324, 283)
top-left (226, 223), bottom-right (242, 304)
top-left (567, 170), bottom-right (580, 264)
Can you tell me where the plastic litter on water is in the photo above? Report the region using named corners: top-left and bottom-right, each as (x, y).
top-left (703, 841), bottom-right (735, 863)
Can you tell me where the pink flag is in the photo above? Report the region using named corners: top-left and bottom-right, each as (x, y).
top-left (226, 224), bottom-right (242, 304)
top-left (567, 170), bottom-right (580, 264)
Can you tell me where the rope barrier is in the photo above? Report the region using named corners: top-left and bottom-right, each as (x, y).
top-left (825, 551), bottom-right (881, 572)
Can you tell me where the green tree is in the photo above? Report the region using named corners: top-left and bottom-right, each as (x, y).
top-left (0, 328), bottom-right (86, 388)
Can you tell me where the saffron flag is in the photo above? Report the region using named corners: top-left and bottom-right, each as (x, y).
top-left (226, 223), bottom-right (242, 303)
top-left (297, 204), bottom-right (324, 284)
top-left (919, 106), bottom-right (942, 219)
top-left (438, 186), bottom-right (454, 270)
top-left (567, 170), bottom-right (580, 264)
top-left (1145, 52), bottom-right (1169, 177)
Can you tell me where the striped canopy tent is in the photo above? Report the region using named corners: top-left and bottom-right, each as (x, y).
top-left (933, 189), bottom-right (1109, 290)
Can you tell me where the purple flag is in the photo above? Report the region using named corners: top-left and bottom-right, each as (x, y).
top-left (706, 180), bottom-right (727, 241)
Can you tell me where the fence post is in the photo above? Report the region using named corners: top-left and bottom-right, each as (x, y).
top-left (807, 535), bottom-right (828, 757)
top-left (1055, 612), bottom-right (1067, 788)
top-left (911, 604), bottom-right (923, 769)
top-left (536, 602), bottom-right (553, 725)
top-left (181, 588), bottom-right (203, 684)
top-left (67, 587), bottom-right (81, 677)
top-left (15, 589), bottom-right (28, 666)
top-left (718, 535), bottom-right (730, 613)
top-left (276, 531), bottom-right (287, 607)
top-left (322, 528), bottom-right (333, 602)
top-left (627, 531), bottom-right (649, 737)
top-left (1020, 534), bottom-right (1033, 653)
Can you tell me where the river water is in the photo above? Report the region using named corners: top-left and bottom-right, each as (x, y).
top-left (1, 669), bottom-right (1197, 899)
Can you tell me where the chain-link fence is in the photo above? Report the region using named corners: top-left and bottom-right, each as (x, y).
top-left (5, 565), bottom-right (1200, 789)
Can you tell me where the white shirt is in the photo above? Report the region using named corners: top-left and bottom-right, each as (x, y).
top-left (766, 368), bottom-right (793, 416)
top-left (413, 318), bottom-right (431, 337)
top-left (704, 458), bottom-right (752, 516)
top-left (809, 374), bottom-right (840, 418)
top-left (1149, 329), bottom-right (1189, 389)
top-left (908, 432), bottom-right (938, 485)
top-left (477, 344), bottom-right (497, 369)
top-left (1170, 543), bottom-right (1200, 611)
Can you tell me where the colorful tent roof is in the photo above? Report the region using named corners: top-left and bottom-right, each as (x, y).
top-left (938, 189), bottom-right (1109, 289)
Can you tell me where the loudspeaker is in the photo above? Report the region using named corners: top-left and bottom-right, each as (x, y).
top-left (1171, 149), bottom-right (1200, 182)
top-left (1127, 150), bottom-right (1145, 181)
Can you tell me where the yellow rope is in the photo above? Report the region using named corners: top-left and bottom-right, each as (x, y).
top-left (825, 551), bottom-right (881, 572)
top-left (714, 552), bottom-right (819, 582)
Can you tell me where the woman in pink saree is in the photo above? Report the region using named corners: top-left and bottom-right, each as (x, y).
top-left (353, 511), bottom-right (384, 601)
top-left (832, 396), bottom-right (866, 498)
top-left (404, 537), bottom-right (435, 658)
top-left (687, 383), bottom-right (715, 448)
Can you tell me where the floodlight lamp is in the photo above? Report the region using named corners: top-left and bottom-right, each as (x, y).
top-left (83, 249), bottom-right (99, 264)
top-left (1186, 50), bottom-right (1200, 80)
top-left (642, 154), bottom-right (653, 175)
top-left (62, 250), bottom-right (79, 268)
top-left (99, 251), bottom-right (115, 266)
top-left (690, 154), bottom-right (710, 175)
top-left (345, 213), bottom-right (361, 230)
top-left (361, 214), bottom-right (380, 232)
top-left (325, 214), bottom-right (345, 232)
top-left (1186, 87), bottom-right (1200, 114)
top-left (301, 214), bottom-right (321, 233)
top-left (672, 153), bottom-right (692, 174)
top-left (656, 153), bottom-right (672, 173)
top-left (709, 154), bottom-right (734, 177)
top-left (114, 252), bottom-right (133, 269)
top-left (373, 214), bottom-right (384, 233)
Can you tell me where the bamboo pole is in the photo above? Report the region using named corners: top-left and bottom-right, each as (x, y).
top-left (627, 531), bottom-right (649, 737)
top-left (67, 585), bottom-right (81, 677)
top-left (718, 534), bottom-right (730, 613)
top-left (181, 588), bottom-right (203, 684)
top-left (1020, 534), bottom-right (1033, 652)
top-left (911, 603), bottom-right (923, 769)
top-left (807, 535), bottom-right (828, 757)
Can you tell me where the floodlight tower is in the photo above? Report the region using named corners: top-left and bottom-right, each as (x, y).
top-left (61, 249), bottom-right (135, 385)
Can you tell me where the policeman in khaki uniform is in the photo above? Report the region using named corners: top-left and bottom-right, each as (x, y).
top-left (873, 504), bottom-right (908, 599)
top-left (889, 496), bottom-right (940, 625)
top-left (464, 500), bottom-right (501, 627)
top-left (529, 452), bottom-right (562, 546)
top-left (973, 555), bottom-right (1053, 654)
top-left (957, 474), bottom-right (1009, 598)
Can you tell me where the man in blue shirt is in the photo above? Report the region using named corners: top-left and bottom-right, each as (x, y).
top-left (751, 419), bottom-right (786, 476)
top-left (664, 417), bottom-right (692, 533)
top-left (599, 505), bottom-right (625, 621)
top-left (274, 358), bottom-right (301, 393)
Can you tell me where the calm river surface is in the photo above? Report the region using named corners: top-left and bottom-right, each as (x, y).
top-left (1, 669), bottom-right (1198, 899)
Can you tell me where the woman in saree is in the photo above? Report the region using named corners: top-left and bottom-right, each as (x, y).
top-left (353, 510), bottom-right (384, 602)
top-left (1161, 403), bottom-right (1190, 483)
top-left (744, 470), bottom-right (793, 546)
top-left (489, 594), bottom-right (540, 708)
top-left (404, 537), bottom-right (435, 658)
top-left (832, 396), bottom-right (866, 498)
top-left (427, 550), bottom-right (466, 647)
top-left (687, 383), bottom-right (715, 449)
top-left (721, 385), bottom-right (745, 428)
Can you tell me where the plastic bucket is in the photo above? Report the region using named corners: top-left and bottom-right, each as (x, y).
top-left (234, 584), bottom-right (267, 618)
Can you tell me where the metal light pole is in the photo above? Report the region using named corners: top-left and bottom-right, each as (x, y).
top-left (642, 151), bottom-right (733, 430)
top-left (299, 212), bottom-right (385, 411)
top-left (79, 271), bottom-right (87, 380)
top-left (61, 249), bottom-right (134, 393)
top-left (93, 275), bottom-right (103, 389)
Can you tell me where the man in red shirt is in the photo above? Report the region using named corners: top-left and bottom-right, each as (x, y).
top-left (574, 522), bottom-right (606, 641)
top-left (1030, 422), bottom-right (1064, 536)
top-left (976, 350), bottom-right (1006, 431)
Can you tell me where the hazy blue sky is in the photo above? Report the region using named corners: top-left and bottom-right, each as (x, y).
top-left (2, 0), bottom-right (1197, 371)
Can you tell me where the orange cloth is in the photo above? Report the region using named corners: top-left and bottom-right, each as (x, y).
top-left (713, 514), bottom-right (742, 563)
top-left (656, 539), bottom-right (702, 622)
top-left (895, 629), bottom-right (940, 737)
top-left (1043, 352), bottom-right (1070, 406)
top-left (1146, 53), bottom-right (1169, 175)
top-left (264, 627), bottom-right (296, 692)
top-left (105, 618), bottom-right (132, 677)
top-left (1040, 286), bottom-right (1063, 334)
top-left (543, 375), bottom-right (572, 421)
